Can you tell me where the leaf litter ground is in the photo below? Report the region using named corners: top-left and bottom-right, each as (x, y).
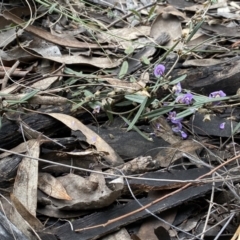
top-left (1, 0), bottom-right (240, 239)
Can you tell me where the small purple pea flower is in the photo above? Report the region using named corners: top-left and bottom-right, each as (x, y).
top-left (172, 122), bottom-right (188, 139)
top-left (209, 90), bottom-right (226, 98)
top-left (168, 111), bottom-right (187, 139)
top-left (154, 64), bottom-right (165, 78)
top-left (172, 82), bottom-right (182, 94)
top-left (180, 130), bottom-right (188, 139)
top-left (219, 122), bottom-right (225, 130)
top-left (167, 111), bottom-right (183, 124)
top-left (176, 93), bottom-right (193, 105)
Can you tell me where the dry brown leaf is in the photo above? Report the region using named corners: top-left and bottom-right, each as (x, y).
top-left (156, 140), bottom-right (202, 167)
top-left (97, 26), bottom-right (151, 49)
top-left (46, 113), bottom-right (123, 166)
top-left (45, 55), bottom-right (121, 68)
top-left (45, 170), bottom-right (123, 210)
top-left (3, 11), bottom-right (114, 49)
top-left (183, 58), bottom-right (227, 67)
top-left (11, 193), bottom-right (43, 231)
top-left (38, 173), bottom-right (72, 201)
top-left (0, 92), bottom-right (67, 105)
top-left (9, 204), bottom-right (40, 240)
top-left (107, 26), bottom-right (151, 40)
top-left (150, 10), bottom-right (183, 50)
top-left (156, 5), bottom-right (188, 21)
top-left (13, 139), bottom-right (40, 216)
top-left (30, 75), bottom-right (60, 90)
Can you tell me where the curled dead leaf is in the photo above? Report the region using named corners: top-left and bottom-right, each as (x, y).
top-left (38, 173), bottom-right (72, 201)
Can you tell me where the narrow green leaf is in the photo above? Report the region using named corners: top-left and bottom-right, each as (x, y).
top-left (186, 19), bottom-right (205, 43)
top-left (19, 89), bottom-right (39, 103)
top-left (194, 96), bottom-right (229, 104)
top-left (129, 9), bottom-right (142, 20)
top-left (141, 106), bottom-right (174, 119)
top-left (169, 74), bottom-right (187, 85)
top-left (72, 90), bottom-right (83, 97)
top-left (119, 61), bottom-right (128, 79)
top-left (175, 107), bottom-right (199, 120)
top-left (115, 101), bottom-right (132, 106)
top-left (148, 5), bottom-right (156, 19)
top-left (104, 104), bottom-right (113, 122)
top-left (64, 67), bottom-right (84, 76)
top-left (125, 94), bottom-right (146, 103)
top-left (121, 116), bottom-right (153, 141)
top-left (71, 100), bottom-right (87, 111)
top-left (66, 77), bottom-right (79, 86)
top-left (64, 67), bottom-right (96, 79)
top-left (127, 96), bottom-right (148, 131)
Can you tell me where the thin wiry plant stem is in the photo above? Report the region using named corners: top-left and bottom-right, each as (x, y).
top-left (213, 212), bottom-right (235, 240)
top-left (194, 212), bottom-right (235, 239)
top-left (200, 172), bottom-right (216, 239)
top-left (107, 1), bottom-right (157, 28)
top-left (0, 147), bottom-right (212, 183)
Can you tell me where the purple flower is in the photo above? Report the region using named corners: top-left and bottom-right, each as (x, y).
top-left (172, 124), bottom-right (182, 133)
top-left (220, 122), bottom-right (225, 130)
top-left (209, 90), bottom-right (226, 98)
top-left (154, 64), bottom-right (165, 78)
top-left (172, 122), bottom-right (188, 139)
top-left (167, 111), bottom-right (183, 124)
top-left (176, 93), bottom-right (193, 105)
top-left (168, 111), bottom-right (187, 139)
top-left (168, 111), bottom-right (177, 120)
top-left (172, 82), bottom-right (182, 94)
top-left (180, 130), bottom-right (188, 139)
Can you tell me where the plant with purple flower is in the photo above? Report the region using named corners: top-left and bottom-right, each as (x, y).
top-left (209, 90), bottom-right (226, 98)
top-left (172, 82), bottom-right (182, 94)
top-left (176, 92), bottom-right (193, 105)
top-left (167, 111), bottom-right (183, 124)
top-left (209, 90), bottom-right (226, 105)
top-left (172, 125), bottom-right (188, 139)
top-left (154, 64), bottom-right (165, 78)
top-left (167, 111), bottom-right (187, 139)
top-left (219, 122), bottom-right (225, 130)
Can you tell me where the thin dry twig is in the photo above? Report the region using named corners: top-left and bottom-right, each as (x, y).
top-left (1, 60), bottom-right (20, 90)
